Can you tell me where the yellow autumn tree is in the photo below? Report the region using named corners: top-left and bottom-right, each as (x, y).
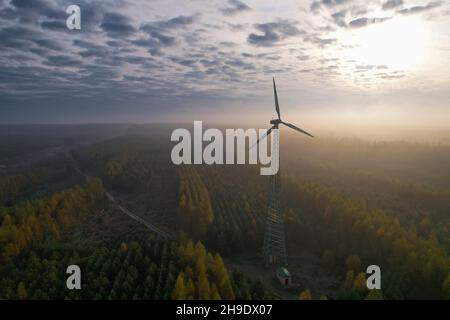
top-left (299, 289), bottom-right (312, 300)
top-left (353, 272), bottom-right (367, 292)
top-left (212, 254), bottom-right (235, 300)
top-left (197, 270), bottom-right (211, 300)
top-left (172, 272), bottom-right (187, 300)
top-left (185, 277), bottom-right (196, 300)
top-left (210, 283), bottom-right (222, 300)
top-left (16, 282), bottom-right (27, 300)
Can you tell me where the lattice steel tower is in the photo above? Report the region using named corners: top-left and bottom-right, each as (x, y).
top-left (262, 127), bottom-right (287, 265)
top-left (254, 78), bottom-right (314, 267)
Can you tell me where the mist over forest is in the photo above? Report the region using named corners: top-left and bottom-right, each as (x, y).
top-left (0, 123), bottom-right (449, 300)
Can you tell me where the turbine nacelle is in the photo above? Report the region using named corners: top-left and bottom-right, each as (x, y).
top-left (270, 119), bottom-right (282, 126)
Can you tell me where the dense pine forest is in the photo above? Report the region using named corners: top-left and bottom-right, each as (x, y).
top-left (0, 125), bottom-right (449, 299)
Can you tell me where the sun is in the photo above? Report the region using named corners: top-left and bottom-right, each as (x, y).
top-left (343, 16), bottom-right (429, 70)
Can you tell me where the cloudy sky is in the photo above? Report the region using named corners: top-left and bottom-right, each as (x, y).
top-left (0, 0), bottom-right (449, 126)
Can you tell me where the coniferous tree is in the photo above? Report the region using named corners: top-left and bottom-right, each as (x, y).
top-left (298, 289), bottom-right (312, 300)
top-left (172, 272), bottom-right (187, 300)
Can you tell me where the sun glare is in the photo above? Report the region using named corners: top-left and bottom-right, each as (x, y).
top-left (344, 16), bottom-right (429, 69)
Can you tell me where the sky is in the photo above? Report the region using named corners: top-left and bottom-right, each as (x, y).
top-left (0, 0), bottom-right (449, 128)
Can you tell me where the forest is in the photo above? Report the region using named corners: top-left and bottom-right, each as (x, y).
top-left (0, 124), bottom-right (449, 299)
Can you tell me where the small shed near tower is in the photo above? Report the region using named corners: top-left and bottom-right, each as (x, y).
top-left (276, 267), bottom-right (292, 287)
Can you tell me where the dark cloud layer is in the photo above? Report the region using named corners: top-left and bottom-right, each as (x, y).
top-left (100, 12), bottom-right (136, 37)
top-left (0, 0), bottom-right (448, 122)
top-left (398, 1), bottom-right (442, 15)
top-left (331, 9), bottom-right (347, 27)
top-left (304, 35), bottom-right (337, 48)
top-left (311, 0), bottom-right (353, 11)
top-left (137, 15), bottom-right (196, 55)
top-left (382, 0), bottom-right (404, 10)
top-left (0, 0), bottom-right (268, 121)
top-left (221, 0), bottom-right (251, 16)
top-left (348, 16), bottom-right (390, 28)
top-left (247, 20), bottom-right (302, 46)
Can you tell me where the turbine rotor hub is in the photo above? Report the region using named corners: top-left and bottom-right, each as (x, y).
top-left (270, 119), bottom-right (282, 125)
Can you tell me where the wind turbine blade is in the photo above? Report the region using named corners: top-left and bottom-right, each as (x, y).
top-left (281, 121), bottom-right (314, 138)
top-left (273, 78), bottom-right (281, 120)
top-left (250, 126), bottom-right (274, 150)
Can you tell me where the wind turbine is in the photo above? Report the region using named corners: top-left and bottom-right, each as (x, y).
top-left (256, 78), bottom-right (313, 267)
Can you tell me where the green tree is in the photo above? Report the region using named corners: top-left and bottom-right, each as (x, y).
top-left (321, 249), bottom-right (335, 269)
top-left (366, 290), bottom-right (384, 300)
top-left (442, 274), bottom-right (450, 298)
top-left (346, 255), bottom-right (363, 273)
top-left (341, 270), bottom-right (355, 291)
